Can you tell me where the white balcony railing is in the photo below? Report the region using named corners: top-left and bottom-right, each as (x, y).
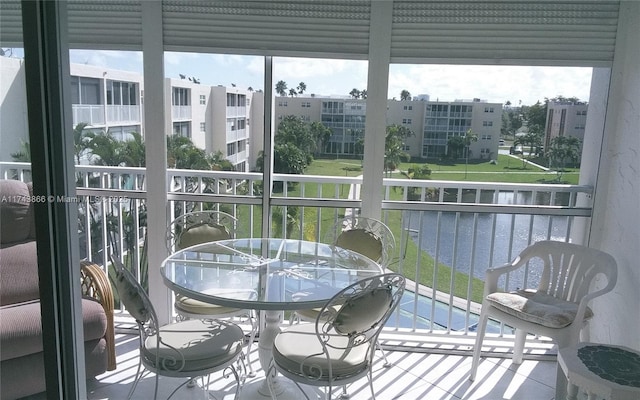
top-left (72, 104), bottom-right (105, 126)
top-left (171, 105), bottom-right (191, 120)
top-left (106, 105), bottom-right (141, 124)
top-left (0, 162), bottom-right (592, 346)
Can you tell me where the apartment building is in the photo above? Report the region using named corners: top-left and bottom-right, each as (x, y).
top-left (0, 56), bottom-right (258, 171)
top-left (544, 101), bottom-right (588, 148)
top-left (274, 95), bottom-right (503, 160)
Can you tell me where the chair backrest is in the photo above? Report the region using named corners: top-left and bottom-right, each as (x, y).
top-left (516, 240), bottom-right (617, 303)
top-left (110, 255), bottom-right (158, 331)
top-left (316, 273), bottom-right (405, 355)
top-left (326, 216), bottom-right (396, 267)
top-left (166, 211), bottom-right (238, 252)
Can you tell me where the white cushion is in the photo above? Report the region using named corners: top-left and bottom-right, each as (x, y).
top-left (486, 289), bottom-right (593, 329)
top-left (142, 319), bottom-right (243, 373)
top-left (273, 324), bottom-right (369, 380)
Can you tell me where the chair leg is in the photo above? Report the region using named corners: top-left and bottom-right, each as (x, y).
top-left (377, 340), bottom-right (391, 367)
top-left (127, 359), bottom-right (146, 400)
top-left (469, 309), bottom-right (489, 381)
top-left (513, 329), bottom-right (526, 364)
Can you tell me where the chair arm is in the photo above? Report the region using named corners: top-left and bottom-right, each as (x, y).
top-left (573, 276), bottom-right (618, 329)
top-left (80, 260), bottom-right (116, 371)
top-left (484, 261), bottom-right (523, 296)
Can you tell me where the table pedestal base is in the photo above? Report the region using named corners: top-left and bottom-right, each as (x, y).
top-left (238, 377), bottom-right (322, 399)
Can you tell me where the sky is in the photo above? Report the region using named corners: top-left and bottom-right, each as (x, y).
top-left (63, 49), bottom-right (593, 106)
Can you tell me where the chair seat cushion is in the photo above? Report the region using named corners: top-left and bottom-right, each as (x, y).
top-left (486, 289), bottom-right (593, 328)
top-left (142, 319), bottom-right (243, 374)
top-left (174, 293), bottom-right (244, 316)
top-left (273, 323), bottom-right (369, 380)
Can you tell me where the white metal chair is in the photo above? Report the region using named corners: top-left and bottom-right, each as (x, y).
top-left (469, 240), bottom-right (617, 381)
top-left (292, 216), bottom-right (397, 366)
top-left (110, 255), bottom-right (247, 399)
top-left (167, 210), bottom-right (257, 375)
top-left (325, 215), bottom-right (396, 268)
top-left (269, 273), bottom-right (405, 400)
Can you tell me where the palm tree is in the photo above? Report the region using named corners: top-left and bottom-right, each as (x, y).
top-left (288, 88), bottom-right (297, 97)
top-left (120, 131), bottom-right (146, 167)
top-left (275, 80), bottom-right (287, 97)
top-left (463, 129), bottom-right (478, 178)
top-left (310, 121), bottom-right (332, 156)
top-left (166, 134), bottom-right (209, 170)
top-left (400, 90), bottom-right (411, 101)
top-left (296, 82), bottom-right (306, 95)
top-left (384, 124), bottom-right (413, 176)
top-left (73, 122), bottom-right (95, 164)
top-left (349, 88), bottom-right (361, 99)
top-left (447, 135), bottom-right (465, 159)
top-left (547, 135), bottom-right (581, 181)
top-left (360, 89), bottom-right (367, 99)
top-left (88, 132), bottom-right (123, 166)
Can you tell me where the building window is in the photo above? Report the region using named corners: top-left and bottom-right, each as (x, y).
top-left (402, 118), bottom-right (412, 124)
top-left (237, 140), bottom-right (246, 152)
top-left (227, 93), bottom-right (237, 106)
top-left (403, 105), bottom-right (413, 110)
top-left (278, 100), bottom-right (288, 107)
top-left (200, 122), bottom-right (205, 131)
top-left (199, 95), bottom-right (206, 105)
top-left (484, 107), bottom-right (494, 113)
top-left (227, 142), bottom-right (236, 156)
top-left (576, 110), bottom-right (587, 116)
top-left (172, 87), bottom-right (190, 106)
top-left (106, 80), bottom-right (137, 106)
top-left (483, 121), bottom-right (493, 127)
top-left (235, 161), bottom-right (246, 172)
top-left (481, 134), bottom-right (492, 140)
top-left (301, 102), bottom-right (311, 108)
top-left (71, 76), bottom-right (101, 105)
top-left (173, 121), bottom-right (190, 138)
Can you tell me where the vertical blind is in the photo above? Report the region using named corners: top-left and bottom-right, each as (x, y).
top-left (390, 1), bottom-right (620, 66)
top-left (161, 1), bottom-right (371, 58)
top-left (0, 0), bottom-right (620, 66)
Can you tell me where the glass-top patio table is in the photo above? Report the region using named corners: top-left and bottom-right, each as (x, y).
top-left (160, 238), bottom-right (383, 399)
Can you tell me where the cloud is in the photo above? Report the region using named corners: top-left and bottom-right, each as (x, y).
top-left (70, 50), bottom-right (142, 73)
top-left (66, 50), bottom-right (593, 105)
top-left (389, 65), bottom-right (592, 105)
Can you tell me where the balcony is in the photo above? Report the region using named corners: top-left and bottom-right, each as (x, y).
top-left (106, 104), bottom-right (141, 124)
top-left (1, 162), bottom-right (591, 340)
top-left (72, 104), bottom-right (105, 126)
top-left (172, 105), bottom-right (192, 120)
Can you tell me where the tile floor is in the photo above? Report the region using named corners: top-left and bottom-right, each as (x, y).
top-left (79, 331), bottom-right (562, 400)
